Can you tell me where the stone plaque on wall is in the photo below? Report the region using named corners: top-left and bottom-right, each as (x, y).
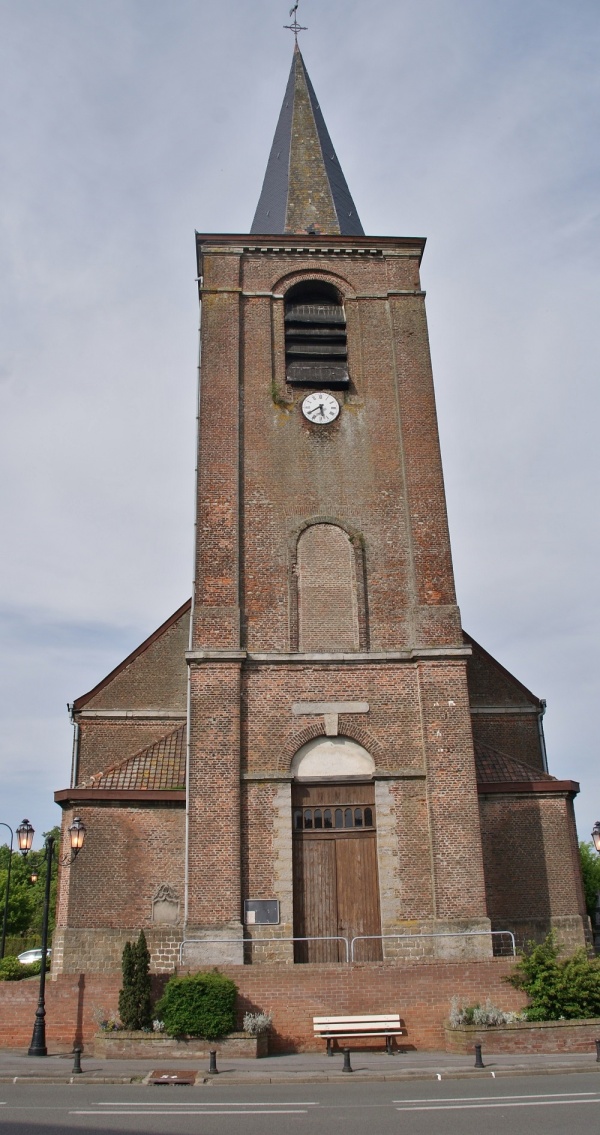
top-left (152, 884), bottom-right (180, 925)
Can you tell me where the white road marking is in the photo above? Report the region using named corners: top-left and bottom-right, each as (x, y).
top-left (71, 1110), bottom-right (308, 1116)
top-left (396, 1099), bottom-right (600, 1112)
top-left (94, 1100), bottom-right (318, 1106)
top-left (393, 1091), bottom-right (598, 1103)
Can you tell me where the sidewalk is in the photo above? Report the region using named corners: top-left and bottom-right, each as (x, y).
top-left (0, 1048), bottom-right (599, 1084)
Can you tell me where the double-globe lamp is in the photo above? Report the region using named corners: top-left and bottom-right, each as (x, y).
top-left (19, 817), bottom-right (87, 1057)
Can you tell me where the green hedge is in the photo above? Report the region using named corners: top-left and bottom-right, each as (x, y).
top-left (0, 956), bottom-right (48, 981)
top-left (156, 972), bottom-right (237, 1039)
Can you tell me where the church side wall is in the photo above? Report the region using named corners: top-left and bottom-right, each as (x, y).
top-left (478, 791), bottom-right (588, 950)
top-left (53, 802), bottom-right (185, 974)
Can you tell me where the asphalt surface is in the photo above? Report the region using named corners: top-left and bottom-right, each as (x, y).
top-left (2, 1074), bottom-right (600, 1134)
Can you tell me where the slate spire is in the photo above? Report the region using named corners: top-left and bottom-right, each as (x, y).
top-left (251, 47), bottom-right (364, 236)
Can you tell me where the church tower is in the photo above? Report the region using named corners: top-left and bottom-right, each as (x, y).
top-left (186, 45), bottom-right (491, 963)
top-left (53, 41), bottom-right (587, 988)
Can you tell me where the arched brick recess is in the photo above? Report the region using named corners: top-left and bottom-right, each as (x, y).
top-left (297, 524), bottom-right (359, 652)
top-left (289, 518), bottom-right (369, 651)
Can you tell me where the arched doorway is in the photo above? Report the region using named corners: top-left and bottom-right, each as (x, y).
top-left (291, 738), bottom-right (382, 962)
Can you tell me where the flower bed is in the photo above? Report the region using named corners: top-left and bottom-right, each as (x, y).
top-left (444, 1018), bottom-right (600, 1054)
top-left (93, 1030), bottom-right (268, 1059)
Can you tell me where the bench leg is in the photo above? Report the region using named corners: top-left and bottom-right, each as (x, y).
top-left (327, 1039), bottom-right (333, 1057)
top-left (386, 1036), bottom-right (392, 1055)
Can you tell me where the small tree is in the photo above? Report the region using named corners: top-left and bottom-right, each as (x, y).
top-left (579, 841), bottom-right (600, 921)
top-left (118, 931), bottom-right (153, 1030)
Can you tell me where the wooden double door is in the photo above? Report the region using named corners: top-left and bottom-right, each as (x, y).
top-left (292, 783), bottom-right (382, 962)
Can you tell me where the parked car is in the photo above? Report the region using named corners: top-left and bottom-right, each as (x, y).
top-left (17, 948), bottom-right (51, 965)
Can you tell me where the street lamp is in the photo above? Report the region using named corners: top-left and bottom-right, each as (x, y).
top-left (28, 817), bottom-right (87, 1057)
top-left (592, 822), bottom-right (600, 854)
top-left (1, 820), bottom-right (35, 959)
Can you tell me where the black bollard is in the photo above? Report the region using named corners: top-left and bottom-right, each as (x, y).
top-left (596, 1039), bottom-right (600, 1063)
top-left (72, 1045), bottom-right (83, 1075)
top-left (209, 1050), bottom-right (219, 1075)
top-left (474, 1043), bottom-right (484, 1069)
top-left (342, 1048), bottom-right (353, 1074)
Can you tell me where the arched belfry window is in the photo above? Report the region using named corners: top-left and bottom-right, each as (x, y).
top-left (297, 524), bottom-right (359, 652)
top-left (284, 282), bottom-right (349, 388)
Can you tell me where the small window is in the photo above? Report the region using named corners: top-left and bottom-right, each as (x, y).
top-left (324, 809), bottom-right (333, 829)
top-left (354, 808), bottom-right (363, 827)
top-left (335, 808), bottom-right (344, 828)
top-left (314, 809), bottom-right (323, 829)
top-left (364, 807), bottom-right (373, 827)
top-left (285, 283), bottom-right (348, 388)
top-left (344, 808), bottom-right (354, 828)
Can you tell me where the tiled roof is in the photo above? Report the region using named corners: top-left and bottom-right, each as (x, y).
top-left (251, 47), bottom-right (364, 237)
top-left (475, 740), bottom-right (555, 784)
top-left (79, 725), bottom-right (186, 791)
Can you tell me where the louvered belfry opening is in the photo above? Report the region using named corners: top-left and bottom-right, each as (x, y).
top-left (285, 282), bottom-right (349, 388)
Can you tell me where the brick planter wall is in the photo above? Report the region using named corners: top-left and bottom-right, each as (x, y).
top-left (444, 1019), bottom-right (600, 1054)
top-left (94, 1031), bottom-right (267, 1059)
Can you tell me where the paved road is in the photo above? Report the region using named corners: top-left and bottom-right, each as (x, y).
top-left (2, 1073), bottom-right (600, 1134)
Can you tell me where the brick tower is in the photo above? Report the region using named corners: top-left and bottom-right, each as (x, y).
top-left (54, 45), bottom-right (587, 979)
top-left (185, 45), bottom-right (491, 964)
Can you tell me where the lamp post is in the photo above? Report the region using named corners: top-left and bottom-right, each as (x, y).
top-left (1, 820), bottom-right (35, 959)
top-left (27, 817), bottom-right (86, 1057)
top-left (592, 822), bottom-right (600, 854)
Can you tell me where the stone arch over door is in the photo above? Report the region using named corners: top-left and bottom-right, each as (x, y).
top-left (291, 736), bottom-right (382, 962)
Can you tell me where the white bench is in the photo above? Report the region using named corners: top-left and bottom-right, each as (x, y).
top-left (313, 1014), bottom-right (403, 1055)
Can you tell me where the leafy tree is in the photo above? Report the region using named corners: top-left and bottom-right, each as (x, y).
top-left (0, 825), bottom-right (61, 945)
top-left (118, 931), bottom-right (153, 1030)
top-left (506, 933), bottom-right (600, 1021)
top-left (579, 841), bottom-right (600, 920)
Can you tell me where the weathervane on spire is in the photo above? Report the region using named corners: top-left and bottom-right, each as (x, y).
top-left (284, 2), bottom-right (307, 43)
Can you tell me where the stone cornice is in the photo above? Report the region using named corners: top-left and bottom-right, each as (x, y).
top-left (186, 647), bottom-right (471, 665)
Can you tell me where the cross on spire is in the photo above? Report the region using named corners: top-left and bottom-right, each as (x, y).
top-left (284, 2), bottom-right (307, 44)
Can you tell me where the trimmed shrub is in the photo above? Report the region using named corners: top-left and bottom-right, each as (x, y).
top-left (156, 972), bottom-right (237, 1039)
top-left (0, 956), bottom-right (23, 981)
top-left (118, 931), bottom-right (153, 1030)
top-left (506, 934), bottom-right (600, 1021)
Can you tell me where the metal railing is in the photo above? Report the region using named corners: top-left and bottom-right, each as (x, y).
top-left (178, 929), bottom-right (515, 965)
top-left (179, 935), bottom-right (350, 965)
top-left (349, 929), bottom-right (516, 961)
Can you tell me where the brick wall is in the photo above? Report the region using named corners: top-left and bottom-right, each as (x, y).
top-left (479, 791), bottom-right (588, 949)
top-left (0, 961), bottom-right (525, 1053)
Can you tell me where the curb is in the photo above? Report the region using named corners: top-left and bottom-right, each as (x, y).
top-left (0, 1063), bottom-right (597, 1086)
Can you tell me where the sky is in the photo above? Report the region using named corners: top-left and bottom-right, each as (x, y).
top-left (0, 0), bottom-right (598, 852)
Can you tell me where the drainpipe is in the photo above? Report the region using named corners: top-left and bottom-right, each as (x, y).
top-left (537, 699), bottom-right (548, 773)
top-left (184, 284), bottom-right (203, 929)
top-left (68, 704), bottom-right (81, 788)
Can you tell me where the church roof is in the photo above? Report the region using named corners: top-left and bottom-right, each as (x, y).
top-left (474, 740), bottom-right (555, 784)
top-left (251, 46), bottom-right (364, 236)
top-left (78, 724), bottom-right (186, 792)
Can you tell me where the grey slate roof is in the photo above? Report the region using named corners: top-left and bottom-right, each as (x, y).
top-left (251, 47), bottom-right (364, 236)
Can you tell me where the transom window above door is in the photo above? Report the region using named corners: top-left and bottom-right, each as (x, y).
top-left (293, 805), bottom-right (374, 831)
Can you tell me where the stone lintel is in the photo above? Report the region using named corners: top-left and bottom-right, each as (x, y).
top-left (292, 701), bottom-right (369, 715)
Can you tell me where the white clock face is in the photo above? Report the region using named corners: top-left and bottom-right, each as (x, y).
top-left (301, 392), bottom-right (340, 424)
